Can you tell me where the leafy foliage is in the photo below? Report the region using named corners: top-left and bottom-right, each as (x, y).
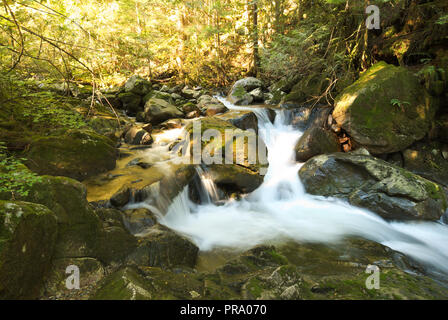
top-left (0, 142), bottom-right (42, 198)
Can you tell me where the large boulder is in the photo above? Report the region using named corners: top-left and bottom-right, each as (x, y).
top-left (228, 77), bottom-right (263, 105)
top-left (298, 150), bottom-right (447, 220)
top-left (26, 129), bottom-right (117, 181)
top-left (13, 176), bottom-right (136, 263)
top-left (333, 62), bottom-right (437, 154)
top-left (126, 224), bottom-right (198, 269)
top-left (0, 201), bottom-right (58, 299)
top-left (144, 98), bottom-right (184, 126)
top-left (184, 117), bottom-right (268, 174)
top-left (295, 127), bottom-right (341, 162)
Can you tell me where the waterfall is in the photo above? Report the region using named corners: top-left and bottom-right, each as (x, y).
top-left (194, 165), bottom-right (220, 204)
top-left (157, 98), bottom-right (448, 278)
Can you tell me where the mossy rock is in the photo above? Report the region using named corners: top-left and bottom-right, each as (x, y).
top-left (118, 92), bottom-right (142, 115)
top-left (299, 151), bottom-right (447, 220)
top-left (126, 224), bottom-right (198, 269)
top-left (295, 127), bottom-right (341, 162)
top-left (0, 201), bottom-right (58, 299)
top-left (333, 62), bottom-right (437, 154)
top-left (91, 266), bottom-right (209, 300)
top-left (143, 98), bottom-right (184, 126)
top-left (26, 129), bottom-right (117, 181)
top-left (185, 117), bottom-right (268, 174)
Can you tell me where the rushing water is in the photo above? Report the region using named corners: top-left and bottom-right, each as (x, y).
top-left (137, 97), bottom-right (448, 277)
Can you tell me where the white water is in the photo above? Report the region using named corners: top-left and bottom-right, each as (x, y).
top-left (157, 97), bottom-right (448, 277)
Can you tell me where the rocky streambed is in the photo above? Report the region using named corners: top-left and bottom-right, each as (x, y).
top-left (1, 61), bottom-right (448, 300)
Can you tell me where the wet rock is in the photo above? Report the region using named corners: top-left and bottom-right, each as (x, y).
top-left (333, 62), bottom-right (437, 154)
top-left (295, 127), bottom-right (341, 162)
top-left (126, 224), bottom-right (199, 269)
top-left (299, 151), bottom-right (447, 220)
top-left (186, 110), bottom-right (200, 119)
top-left (123, 126), bottom-right (153, 145)
top-left (0, 201), bottom-right (58, 299)
top-left (26, 129), bottom-right (117, 181)
top-left (217, 110), bottom-right (258, 132)
top-left (110, 185), bottom-right (132, 208)
top-left (123, 208), bottom-right (158, 234)
top-left (197, 95), bottom-right (228, 116)
top-left (207, 164), bottom-right (264, 196)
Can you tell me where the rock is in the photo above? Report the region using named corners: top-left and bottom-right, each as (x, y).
top-left (186, 110), bottom-right (200, 119)
top-left (90, 266), bottom-right (205, 300)
top-left (90, 267), bottom-right (153, 300)
top-left (207, 164), bottom-right (264, 196)
top-left (185, 117), bottom-right (268, 174)
top-left (217, 110), bottom-right (258, 132)
top-left (171, 93), bottom-right (183, 100)
top-left (290, 106), bottom-right (332, 131)
top-left (249, 88), bottom-right (264, 102)
top-left (126, 224), bottom-right (199, 269)
top-left (123, 126), bottom-right (153, 145)
top-left (144, 98), bottom-right (184, 126)
top-left (88, 116), bottom-right (121, 138)
top-left (0, 201), bottom-right (58, 299)
top-left (124, 75), bottom-right (151, 96)
top-left (160, 118), bottom-right (183, 129)
top-left (299, 152), bottom-right (447, 220)
top-left (402, 142), bottom-right (448, 188)
top-left (197, 95), bottom-right (228, 116)
top-left (181, 86), bottom-right (201, 99)
top-left (228, 77), bottom-right (263, 105)
top-left (333, 62), bottom-right (436, 154)
top-left (145, 90), bottom-right (173, 103)
top-left (295, 127), bottom-right (341, 162)
top-left (99, 93), bottom-right (122, 110)
top-left (26, 129), bottom-right (117, 181)
top-left (42, 257), bottom-right (104, 299)
top-left (11, 176), bottom-right (136, 264)
top-left (110, 185), bottom-right (132, 208)
top-left (118, 92), bottom-right (142, 116)
top-left (123, 208), bottom-right (158, 235)
top-left (182, 102), bottom-right (200, 114)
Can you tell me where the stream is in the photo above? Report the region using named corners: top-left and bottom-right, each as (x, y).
top-left (96, 98), bottom-right (448, 279)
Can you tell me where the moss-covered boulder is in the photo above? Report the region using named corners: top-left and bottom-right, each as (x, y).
top-left (299, 150), bottom-right (447, 220)
top-left (126, 224), bottom-right (198, 269)
top-left (217, 110), bottom-right (258, 132)
top-left (42, 257), bottom-right (104, 300)
top-left (26, 129), bottom-right (117, 181)
top-left (228, 77), bottom-right (263, 105)
top-left (90, 266), bottom-right (207, 300)
top-left (0, 201), bottom-right (58, 299)
top-left (185, 117), bottom-right (268, 175)
top-left (333, 62), bottom-right (437, 154)
top-left (144, 98), bottom-right (184, 126)
top-left (15, 176), bottom-right (136, 263)
top-left (295, 127), bottom-right (341, 162)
